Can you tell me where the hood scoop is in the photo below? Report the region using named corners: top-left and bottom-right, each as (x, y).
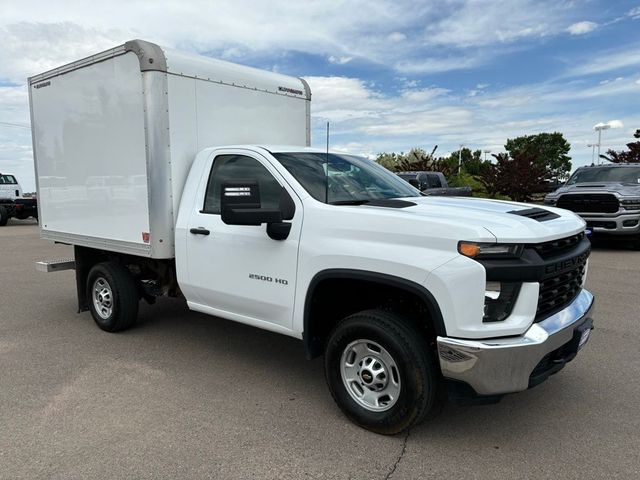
top-left (365, 199), bottom-right (417, 208)
top-left (507, 207), bottom-right (560, 222)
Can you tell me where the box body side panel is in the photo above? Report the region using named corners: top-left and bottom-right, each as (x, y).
top-left (167, 74), bottom-right (308, 217)
top-left (32, 52), bottom-right (151, 250)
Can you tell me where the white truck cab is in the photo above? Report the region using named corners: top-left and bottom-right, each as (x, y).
top-left (30, 41), bottom-right (595, 435)
top-left (0, 173), bottom-right (22, 199)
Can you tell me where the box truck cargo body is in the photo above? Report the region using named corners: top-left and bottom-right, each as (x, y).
top-left (29, 40), bottom-right (310, 258)
top-left (31, 40), bottom-right (596, 436)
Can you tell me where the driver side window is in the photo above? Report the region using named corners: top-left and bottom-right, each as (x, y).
top-left (203, 154), bottom-right (282, 214)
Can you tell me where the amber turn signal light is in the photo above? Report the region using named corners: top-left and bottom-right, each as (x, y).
top-left (458, 242), bottom-right (481, 258)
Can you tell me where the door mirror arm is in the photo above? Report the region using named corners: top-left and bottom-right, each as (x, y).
top-left (266, 222), bottom-right (292, 240)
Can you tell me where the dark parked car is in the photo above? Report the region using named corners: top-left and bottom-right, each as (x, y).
top-left (397, 171), bottom-right (472, 196)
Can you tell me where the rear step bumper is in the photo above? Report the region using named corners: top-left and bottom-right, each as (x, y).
top-left (35, 259), bottom-right (76, 272)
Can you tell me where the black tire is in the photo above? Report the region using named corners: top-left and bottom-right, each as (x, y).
top-left (0, 206), bottom-right (8, 226)
top-left (86, 262), bottom-right (139, 332)
top-left (324, 310), bottom-right (442, 435)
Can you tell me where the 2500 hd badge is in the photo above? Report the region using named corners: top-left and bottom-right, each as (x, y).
top-left (249, 273), bottom-right (288, 285)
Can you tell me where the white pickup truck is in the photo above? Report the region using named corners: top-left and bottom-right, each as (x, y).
top-left (0, 173), bottom-right (38, 225)
top-left (30, 40), bottom-right (595, 434)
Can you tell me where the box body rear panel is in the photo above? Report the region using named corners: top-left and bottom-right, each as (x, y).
top-left (31, 52), bottom-right (152, 255)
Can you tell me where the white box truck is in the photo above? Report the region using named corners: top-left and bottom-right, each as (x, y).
top-left (31, 40), bottom-right (595, 435)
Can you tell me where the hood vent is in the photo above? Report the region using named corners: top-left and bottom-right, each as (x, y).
top-left (365, 199), bottom-right (416, 208)
top-left (507, 207), bottom-right (560, 222)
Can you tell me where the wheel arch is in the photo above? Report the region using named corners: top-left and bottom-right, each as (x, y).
top-left (303, 269), bottom-right (446, 359)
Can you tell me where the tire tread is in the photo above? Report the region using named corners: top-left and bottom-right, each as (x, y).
top-left (324, 309), bottom-right (442, 434)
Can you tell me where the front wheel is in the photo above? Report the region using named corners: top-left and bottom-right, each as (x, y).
top-left (324, 310), bottom-right (442, 435)
top-left (86, 262), bottom-right (139, 332)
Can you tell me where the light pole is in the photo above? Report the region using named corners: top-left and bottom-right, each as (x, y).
top-left (458, 144), bottom-right (465, 174)
top-left (593, 123), bottom-right (610, 164)
top-left (593, 120), bottom-right (623, 164)
top-left (483, 149), bottom-right (491, 162)
top-left (586, 143), bottom-right (597, 164)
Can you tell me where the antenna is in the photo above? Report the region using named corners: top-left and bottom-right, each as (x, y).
top-left (325, 122), bottom-right (330, 203)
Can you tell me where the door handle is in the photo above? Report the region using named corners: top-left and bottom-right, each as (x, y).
top-left (190, 227), bottom-right (210, 236)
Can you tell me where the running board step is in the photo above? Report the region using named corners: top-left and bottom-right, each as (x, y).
top-left (35, 259), bottom-right (76, 272)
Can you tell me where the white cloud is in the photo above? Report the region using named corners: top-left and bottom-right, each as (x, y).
top-left (304, 73), bottom-right (640, 171)
top-left (421, 0), bottom-right (570, 48)
top-left (0, 0), bottom-right (594, 83)
top-left (328, 56), bottom-right (353, 65)
top-left (564, 44), bottom-right (640, 77)
top-left (566, 21), bottom-right (598, 35)
top-left (629, 7), bottom-right (640, 19)
top-left (387, 32), bottom-right (406, 42)
top-left (0, 22), bottom-right (126, 84)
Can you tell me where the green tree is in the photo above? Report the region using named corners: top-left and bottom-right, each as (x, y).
top-left (376, 152), bottom-right (404, 170)
top-left (601, 129), bottom-right (640, 163)
top-left (505, 132), bottom-right (571, 180)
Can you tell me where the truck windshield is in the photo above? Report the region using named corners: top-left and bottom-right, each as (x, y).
top-left (567, 166), bottom-right (640, 185)
top-left (272, 152), bottom-right (420, 204)
top-left (0, 174), bottom-right (17, 184)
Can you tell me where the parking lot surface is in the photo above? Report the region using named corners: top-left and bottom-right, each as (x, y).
top-left (1, 220), bottom-right (639, 479)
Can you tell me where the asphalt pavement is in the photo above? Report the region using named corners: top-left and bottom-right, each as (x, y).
top-left (1, 220), bottom-right (639, 479)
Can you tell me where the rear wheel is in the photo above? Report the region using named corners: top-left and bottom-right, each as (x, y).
top-left (86, 262), bottom-right (139, 332)
top-left (0, 206), bottom-right (8, 226)
top-left (324, 309), bottom-right (442, 435)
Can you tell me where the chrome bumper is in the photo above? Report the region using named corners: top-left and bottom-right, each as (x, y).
top-left (437, 289), bottom-right (595, 396)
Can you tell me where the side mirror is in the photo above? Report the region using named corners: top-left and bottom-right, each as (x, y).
top-left (221, 180), bottom-right (282, 225)
top-left (220, 180), bottom-right (295, 241)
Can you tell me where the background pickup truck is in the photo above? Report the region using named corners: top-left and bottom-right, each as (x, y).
top-left (397, 171), bottom-right (472, 196)
top-left (0, 173), bottom-right (38, 226)
top-left (31, 40), bottom-right (595, 435)
top-left (545, 164), bottom-right (640, 247)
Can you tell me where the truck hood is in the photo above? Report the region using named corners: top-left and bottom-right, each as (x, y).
top-left (391, 196), bottom-right (586, 243)
top-left (548, 182), bottom-right (640, 197)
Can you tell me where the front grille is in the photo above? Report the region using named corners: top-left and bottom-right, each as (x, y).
top-left (535, 249), bottom-right (588, 321)
top-left (557, 193), bottom-right (619, 213)
top-left (532, 232), bottom-right (585, 259)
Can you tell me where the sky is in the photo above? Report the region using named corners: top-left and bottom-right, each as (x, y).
top-left (1, 0), bottom-right (639, 191)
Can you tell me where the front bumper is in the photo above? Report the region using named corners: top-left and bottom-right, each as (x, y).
top-left (437, 289), bottom-right (594, 396)
top-left (582, 212), bottom-right (640, 235)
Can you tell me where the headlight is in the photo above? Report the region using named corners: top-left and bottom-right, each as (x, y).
top-left (621, 198), bottom-right (640, 210)
top-left (544, 196), bottom-right (556, 205)
top-left (458, 241), bottom-right (524, 259)
top-left (483, 281), bottom-right (521, 322)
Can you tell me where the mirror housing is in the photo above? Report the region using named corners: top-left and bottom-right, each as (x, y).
top-left (220, 180), bottom-right (295, 240)
top-left (221, 180), bottom-right (282, 226)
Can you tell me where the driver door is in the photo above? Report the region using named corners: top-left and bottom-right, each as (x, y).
top-left (184, 151), bottom-right (303, 331)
